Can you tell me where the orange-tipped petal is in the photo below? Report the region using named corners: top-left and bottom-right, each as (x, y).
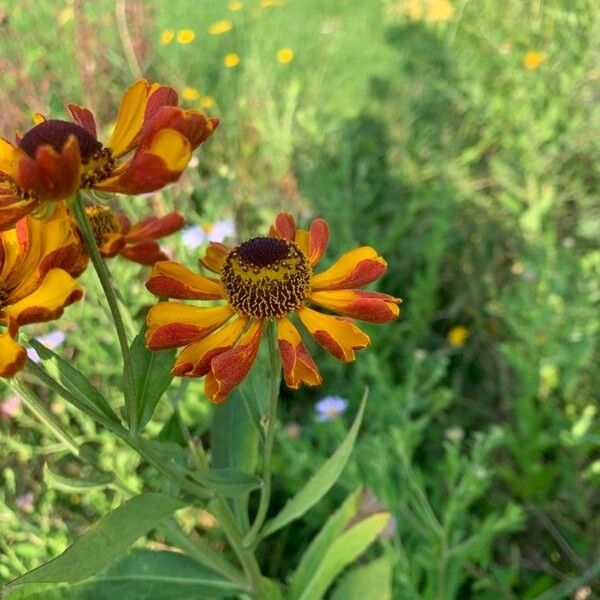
top-left (140, 106), bottom-right (219, 150)
top-left (277, 316), bottom-right (321, 389)
top-left (14, 136), bottom-right (81, 201)
top-left (311, 247), bottom-right (387, 290)
top-left (297, 306), bottom-right (370, 363)
top-left (4, 268), bottom-right (83, 327)
top-left (0, 331), bottom-right (27, 378)
top-left (308, 218), bottom-right (329, 265)
top-left (146, 261), bottom-right (223, 300)
top-left (204, 319), bottom-right (263, 403)
top-left (143, 85), bottom-right (179, 123)
top-left (271, 212), bottom-right (296, 240)
top-left (126, 212), bottom-right (184, 243)
top-left (0, 137), bottom-right (16, 177)
top-left (172, 315), bottom-right (249, 377)
top-left (146, 302), bottom-right (234, 350)
top-left (0, 189), bottom-right (41, 232)
top-left (97, 232), bottom-right (126, 257)
top-left (96, 128), bottom-right (191, 194)
top-left (200, 242), bottom-right (229, 274)
top-left (120, 239), bottom-right (168, 266)
top-left (67, 104), bottom-right (97, 137)
top-left (309, 289), bottom-right (401, 323)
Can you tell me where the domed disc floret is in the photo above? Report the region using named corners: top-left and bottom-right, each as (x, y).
top-left (221, 237), bottom-right (311, 319)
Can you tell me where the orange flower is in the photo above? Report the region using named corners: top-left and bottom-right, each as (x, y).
top-left (0, 207), bottom-right (84, 377)
top-left (145, 213), bottom-right (401, 402)
top-left (83, 205), bottom-right (184, 266)
top-left (0, 80), bottom-right (219, 231)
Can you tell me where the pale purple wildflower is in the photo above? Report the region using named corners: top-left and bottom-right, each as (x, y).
top-left (26, 330), bottom-right (66, 363)
top-left (0, 395), bottom-right (22, 419)
top-left (315, 396), bottom-right (348, 422)
top-left (16, 492), bottom-right (35, 512)
top-left (181, 220), bottom-right (235, 249)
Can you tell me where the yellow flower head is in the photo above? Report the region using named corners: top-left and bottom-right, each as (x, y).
top-left (160, 29), bottom-right (175, 45)
top-left (261, 0), bottom-right (285, 6)
top-left (201, 96), bottom-right (216, 109)
top-left (181, 86), bottom-right (201, 101)
top-left (277, 47), bottom-right (294, 64)
top-left (145, 213), bottom-right (401, 402)
top-left (523, 51), bottom-right (546, 71)
top-left (447, 325), bottom-right (469, 348)
top-left (228, 0), bottom-right (243, 11)
top-left (208, 20), bottom-right (233, 35)
top-left (224, 52), bottom-right (240, 68)
top-left (405, 0), bottom-right (455, 23)
top-left (0, 206), bottom-right (85, 377)
top-left (177, 29), bottom-right (195, 44)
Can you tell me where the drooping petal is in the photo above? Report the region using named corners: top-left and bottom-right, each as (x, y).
top-left (146, 261), bottom-right (224, 299)
top-left (311, 247), bottom-right (387, 290)
top-left (125, 212), bottom-right (184, 243)
top-left (172, 315), bottom-right (249, 376)
top-left (307, 218), bottom-right (329, 266)
top-left (0, 187), bottom-right (41, 232)
top-left (143, 85), bottom-right (179, 124)
top-left (4, 268), bottom-right (83, 327)
top-left (309, 289), bottom-right (401, 323)
top-left (119, 239), bottom-right (167, 266)
top-left (0, 137), bottom-right (16, 177)
top-left (13, 136), bottom-right (81, 201)
top-left (297, 306), bottom-right (370, 363)
top-left (204, 319), bottom-right (264, 403)
top-left (0, 331), bottom-right (27, 378)
top-left (277, 316), bottom-right (321, 388)
top-left (97, 232), bottom-right (126, 257)
top-left (146, 302), bottom-right (234, 349)
top-left (200, 242), bottom-right (230, 274)
top-left (67, 104), bottom-right (98, 137)
top-left (95, 128), bottom-right (191, 194)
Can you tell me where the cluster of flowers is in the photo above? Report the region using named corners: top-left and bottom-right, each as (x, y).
top-left (0, 79), bottom-right (400, 403)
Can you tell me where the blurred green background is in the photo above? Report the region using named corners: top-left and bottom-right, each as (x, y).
top-left (1, 0), bottom-right (599, 598)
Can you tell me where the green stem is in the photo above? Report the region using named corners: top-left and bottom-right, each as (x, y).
top-left (244, 322), bottom-right (281, 548)
top-left (214, 497), bottom-right (267, 599)
top-left (71, 193), bottom-right (138, 435)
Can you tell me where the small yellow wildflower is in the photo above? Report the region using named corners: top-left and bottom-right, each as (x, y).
top-left (523, 51), bottom-right (546, 70)
top-left (277, 47), bottom-right (294, 64)
top-left (224, 52), bottom-right (240, 68)
top-left (208, 19), bottom-right (233, 35)
top-left (261, 0), bottom-right (285, 6)
top-left (201, 96), bottom-right (216, 109)
top-left (181, 86), bottom-right (201, 101)
top-left (447, 325), bottom-right (469, 348)
top-left (228, 0), bottom-right (243, 10)
top-left (177, 29), bottom-right (195, 44)
top-left (57, 7), bottom-right (74, 26)
top-left (405, 0), bottom-right (454, 23)
top-left (160, 29), bottom-right (175, 45)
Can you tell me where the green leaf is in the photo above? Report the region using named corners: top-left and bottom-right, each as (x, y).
top-left (43, 463), bottom-right (114, 493)
top-left (330, 557), bottom-right (393, 600)
top-left (262, 390), bottom-right (368, 538)
top-left (290, 512), bottom-right (390, 600)
top-left (29, 340), bottom-right (118, 424)
top-left (130, 327), bottom-right (176, 430)
top-left (4, 550), bottom-right (244, 600)
top-left (191, 468), bottom-right (262, 497)
top-left (5, 493), bottom-right (185, 590)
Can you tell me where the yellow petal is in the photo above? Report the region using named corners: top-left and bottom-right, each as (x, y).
top-left (146, 260), bottom-right (224, 300)
top-left (0, 137), bottom-right (16, 176)
top-left (0, 331), bottom-right (27, 377)
top-left (311, 246), bottom-right (386, 290)
top-left (4, 268), bottom-right (83, 327)
top-left (277, 316), bottom-right (321, 388)
top-left (146, 128), bottom-right (191, 172)
top-left (200, 242), bottom-right (230, 274)
top-left (297, 306), bottom-right (370, 363)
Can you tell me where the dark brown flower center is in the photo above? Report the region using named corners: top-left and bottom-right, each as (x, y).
top-left (221, 237), bottom-right (311, 319)
top-left (19, 119), bottom-right (102, 161)
top-left (86, 206), bottom-right (120, 245)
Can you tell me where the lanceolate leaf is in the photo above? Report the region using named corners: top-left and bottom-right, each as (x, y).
top-left (43, 463), bottom-right (114, 493)
top-left (5, 493), bottom-right (185, 590)
top-left (190, 468), bottom-right (262, 497)
top-left (28, 340), bottom-right (118, 424)
top-left (330, 557), bottom-right (393, 600)
top-left (130, 326), bottom-right (176, 430)
top-left (4, 550), bottom-right (244, 600)
top-left (261, 390), bottom-right (368, 538)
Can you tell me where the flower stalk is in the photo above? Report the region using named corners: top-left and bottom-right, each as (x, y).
top-left (71, 192), bottom-right (139, 434)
